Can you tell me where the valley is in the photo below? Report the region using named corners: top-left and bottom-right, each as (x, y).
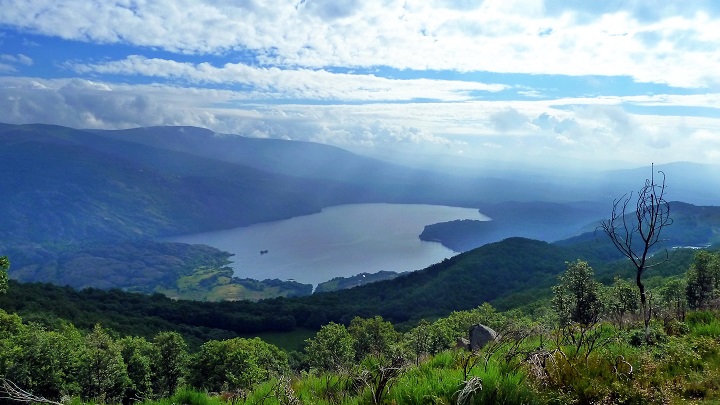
top-left (2, 123), bottom-right (720, 300)
top-left (164, 203), bottom-right (488, 285)
top-left (2, 123), bottom-right (720, 404)
top-left (4, 4), bottom-right (720, 402)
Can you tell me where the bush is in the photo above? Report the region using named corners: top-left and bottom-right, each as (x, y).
top-left (663, 319), bottom-right (689, 336)
top-left (686, 310), bottom-right (717, 326)
top-left (627, 323), bottom-right (668, 347)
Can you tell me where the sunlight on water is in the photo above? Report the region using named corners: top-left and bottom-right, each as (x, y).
top-left (165, 203), bottom-right (489, 285)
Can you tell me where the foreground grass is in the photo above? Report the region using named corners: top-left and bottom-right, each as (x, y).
top-left (133, 312), bottom-right (720, 405)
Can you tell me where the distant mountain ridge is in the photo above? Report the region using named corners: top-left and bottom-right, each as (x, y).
top-left (2, 122), bottom-right (720, 300)
top-left (0, 123), bottom-right (341, 243)
top-left (421, 201), bottom-right (720, 253)
top-left (91, 126), bottom-right (397, 182)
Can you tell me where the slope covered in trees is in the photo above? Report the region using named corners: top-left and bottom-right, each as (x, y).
top-left (5, 241), bottom-right (311, 301)
top-left (2, 250), bottom-right (720, 404)
top-left (0, 237), bottom-right (704, 351)
top-left (0, 122), bottom-right (620, 298)
top-left (0, 123), bottom-right (365, 243)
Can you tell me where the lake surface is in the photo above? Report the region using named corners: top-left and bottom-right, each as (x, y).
top-left (165, 203), bottom-right (489, 285)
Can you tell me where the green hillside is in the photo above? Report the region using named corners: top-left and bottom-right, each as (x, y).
top-left (1, 245), bottom-right (719, 404)
top-left (0, 123), bottom-right (360, 243)
top-left (0, 236), bottom-right (702, 350)
top-left (0, 123), bottom-right (614, 299)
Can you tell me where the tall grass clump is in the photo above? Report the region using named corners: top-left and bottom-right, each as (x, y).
top-left (469, 363), bottom-right (539, 405)
top-left (687, 310), bottom-right (720, 337)
top-left (389, 349), bottom-right (539, 405)
top-left (141, 388), bottom-right (225, 405)
top-left (390, 363), bottom-right (464, 404)
top-left (285, 373), bottom-right (361, 405)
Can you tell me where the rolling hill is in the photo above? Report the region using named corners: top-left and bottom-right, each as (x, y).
top-left (0, 235), bottom-right (707, 349)
top-left (422, 201), bottom-right (720, 253)
top-left (2, 122), bottom-right (720, 301)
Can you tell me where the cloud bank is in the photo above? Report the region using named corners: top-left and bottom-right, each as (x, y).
top-left (1, 0), bottom-right (719, 167)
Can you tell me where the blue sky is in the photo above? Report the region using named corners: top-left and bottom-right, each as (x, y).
top-left (1, 0), bottom-right (720, 168)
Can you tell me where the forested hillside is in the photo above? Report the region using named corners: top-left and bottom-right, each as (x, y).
top-left (0, 123), bottom-right (616, 299)
top-left (0, 123), bottom-right (361, 243)
top-left (1, 248), bottom-right (720, 404)
top-left (0, 238), bottom-right (704, 351)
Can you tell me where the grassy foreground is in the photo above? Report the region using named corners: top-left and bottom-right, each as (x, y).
top-left (130, 312), bottom-right (720, 405)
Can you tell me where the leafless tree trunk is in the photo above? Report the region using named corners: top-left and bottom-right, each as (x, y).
top-left (600, 164), bottom-right (672, 336)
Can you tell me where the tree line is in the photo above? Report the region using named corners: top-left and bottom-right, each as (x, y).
top-left (2, 249), bottom-right (720, 403)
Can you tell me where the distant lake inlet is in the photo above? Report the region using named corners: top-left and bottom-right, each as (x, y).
top-left (164, 203), bottom-right (490, 285)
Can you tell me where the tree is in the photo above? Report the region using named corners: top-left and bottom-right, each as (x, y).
top-left (304, 322), bottom-right (355, 373)
top-left (79, 325), bottom-right (130, 403)
top-left (0, 256), bottom-right (9, 294)
top-left (190, 337), bottom-right (288, 392)
top-left (659, 278), bottom-right (687, 320)
top-left (601, 164), bottom-right (672, 331)
top-left (685, 250), bottom-right (720, 309)
top-left (404, 320), bottom-right (432, 365)
top-left (119, 336), bottom-right (158, 399)
top-left (152, 331), bottom-right (188, 397)
top-left (191, 339), bottom-right (257, 392)
top-left (348, 316), bottom-right (400, 361)
top-left (602, 277), bottom-right (640, 328)
top-left (1, 322), bottom-right (84, 400)
top-left (552, 260), bottom-right (603, 327)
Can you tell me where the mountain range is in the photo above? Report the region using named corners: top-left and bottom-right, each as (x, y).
top-left (2, 122), bottom-right (720, 300)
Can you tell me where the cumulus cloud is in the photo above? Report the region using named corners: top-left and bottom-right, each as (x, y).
top-left (532, 112), bottom-right (578, 133)
top-left (1, 0), bottom-right (719, 87)
top-left (70, 56), bottom-right (506, 102)
top-left (489, 107), bottom-right (531, 132)
top-left (2, 76), bottom-right (719, 165)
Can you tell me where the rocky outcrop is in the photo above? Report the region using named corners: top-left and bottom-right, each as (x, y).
top-left (468, 323), bottom-right (498, 351)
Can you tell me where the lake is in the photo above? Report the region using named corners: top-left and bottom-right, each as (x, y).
top-left (165, 203), bottom-right (489, 285)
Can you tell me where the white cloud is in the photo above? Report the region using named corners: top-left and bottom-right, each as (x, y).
top-left (2, 1), bottom-right (719, 87)
top-left (2, 62), bottom-right (720, 166)
top-left (1, 54), bottom-right (33, 65)
top-left (0, 63), bottom-right (16, 73)
top-left (70, 56), bottom-right (506, 102)
top-left (489, 107), bottom-right (532, 133)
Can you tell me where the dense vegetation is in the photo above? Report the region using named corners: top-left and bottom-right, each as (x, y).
top-left (0, 238), bottom-right (702, 352)
top-left (5, 241), bottom-right (310, 301)
top-left (2, 250), bottom-right (720, 404)
top-left (313, 271), bottom-right (400, 294)
top-left (4, 122), bottom-right (720, 403)
top-left (419, 200), bottom-right (609, 252)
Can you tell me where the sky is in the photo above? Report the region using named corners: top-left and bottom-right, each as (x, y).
top-left (1, 0), bottom-right (720, 169)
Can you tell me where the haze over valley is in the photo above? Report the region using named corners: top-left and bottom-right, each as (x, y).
top-left (5, 3), bottom-right (720, 402)
top-left (1, 122), bottom-right (720, 299)
top-left (2, 1), bottom-right (720, 299)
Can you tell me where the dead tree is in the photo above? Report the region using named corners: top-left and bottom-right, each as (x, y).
top-left (600, 164), bottom-right (672, 334)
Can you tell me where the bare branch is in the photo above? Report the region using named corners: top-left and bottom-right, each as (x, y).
top-left (0, 378), bottom-right (63, 405)
top-left (599, 164), bottom-right (672, 334)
